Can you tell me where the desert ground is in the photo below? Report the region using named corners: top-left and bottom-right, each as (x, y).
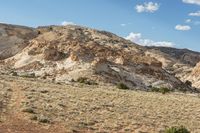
top-left (0, 74), bottom-right (200, 133)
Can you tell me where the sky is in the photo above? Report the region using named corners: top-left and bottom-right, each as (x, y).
top-left (0, 0), bottom-right (200, 51)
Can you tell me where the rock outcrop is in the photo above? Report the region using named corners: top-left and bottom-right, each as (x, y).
top-left (0, 24), bottom-right (198, 92)
top-left (146, 46), bottom-right (200, 89)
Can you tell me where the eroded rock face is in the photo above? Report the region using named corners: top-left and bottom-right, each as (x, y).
top-left (185, 62), bottom-right (200, 88)
top-left (192, 63), bottom-right (200, 76)
top-left (147, 46), bottom-right (200, 67)
top-left (0, 24), bottom-right (197, 91)
top-left (0, 23), bottom-right (37, 60)
top-left (145, 46), bottom-right (200, 89)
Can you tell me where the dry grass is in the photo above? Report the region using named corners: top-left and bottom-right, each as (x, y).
top-left (0, 75), bottom-right (200, 133)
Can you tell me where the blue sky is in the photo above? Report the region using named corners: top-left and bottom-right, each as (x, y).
top-left (0, 0), bottom-right (200, 51)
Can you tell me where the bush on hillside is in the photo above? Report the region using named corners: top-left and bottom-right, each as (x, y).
top-left (20, 73), bottom-right (36, 78)
top-left (165, 126), bottom-right (190, 133)
top-left (117, 83), bottom-right (130, 90)
top-left (77, 77), bottom-right (98, 85)
top-left (151, 87), bottom-right (171, 94)
top-left (10, 71), bottom-right (18, 76)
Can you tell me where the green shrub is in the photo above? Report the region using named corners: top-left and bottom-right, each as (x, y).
top-left (77, 77), bottom-right (98, 85)
top-left (117, 83), bottom-right (129, 90)
top-left (165, 126), bottom-right (190, 133)
top-left (77, 77), bottom-right (88, 83)
top-left (151, 87), bottom-right (171, 94)
top-left (30, 115), bottom-right (38, 121)
top-left (38, 115), bottom-right (50, 123)
top-left (22, 107), bottom-right (35, 114)
top-left (10, 71), bottom-right (18, 76)
top-left (20, 73), bottom-right (36, 78)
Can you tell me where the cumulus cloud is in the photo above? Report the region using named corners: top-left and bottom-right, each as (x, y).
top-left (175, 25), bottom-right (191, 31)
top-left (61, 21), bottom-right (75, 26)
top-left (182, 0), bottom-right (200, 5)
top-left (135, 2), bottom-right (160, 13)
top-left (189, 11), bottom-right (200, 16)
top-left (120, 24), bottom-right (126, 27)
top-left (185, 19), bottom-right (192, 23)
top-left (184, 19), bottom-right (200, 25)
top-left (125, 32), bottom-right (174, 47)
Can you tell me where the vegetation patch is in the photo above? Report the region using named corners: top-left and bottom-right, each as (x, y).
top-left (165, 126), bottom-right (190, 133)
top-left (22, 107), bottom-right (35, 114)
top-left (38, 115), bottom-right (51, 123)
top-left (10, 71), bottom-right (18, 76)
top-left (117, 83), bottom-right (130, 90)
top-left (76, 77), bottom-right (98, 85)
top-left (151, 87), bottom-right (171, 94)
top-left (20, 73), bottom-right (36, 78)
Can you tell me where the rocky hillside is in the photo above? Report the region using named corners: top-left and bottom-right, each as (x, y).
top-left (0, 24), bottom-right (199, 92)
top-left (186, 62), bottom-right (200, 88)
top-left (0, 23), bottom-right (37, 60)
top-left (146, 46), bottom-right (200, 89)
top-left (147, 46), bottom-right (200, 66)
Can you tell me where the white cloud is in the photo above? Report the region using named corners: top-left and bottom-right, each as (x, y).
top-left (189, 11), bottom-right (200, 16)
top-left (61, 21), bottom-right (75, 26)
top-left (184, 19), bottom-right (200, 25)
top-left (125, 32), bottom-right (174, 47)
top-left (135, 2), bottom-right (160, 13)
top-left (120, 24), bottom-right (126, 27)
top-left (120, 23), bottom-right (132, 27)
top-left (185, 19), bottom-right (192, 23)
top-left (183, 0), bottom-right (200, 5)
top-left (126, 33), bottom-right (142, 42)
top-left (175, 25), bottom-right (191, 31)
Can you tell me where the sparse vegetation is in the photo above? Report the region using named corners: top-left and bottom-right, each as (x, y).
top-left (1, 75), bottom-right (200, 132)
top-left (165, 126), bottom-right (190, 133)
top-left (22, 107), bottom-right (35, 114)
top-left (20, 73), bottom-right (36, 78)
top-left (10, 71), bottom-right (18, 76)
top-left (30, 115), bottom-right (37, 121)
top-left (38, 115), bottom-right (50, 123)
top-left (76, 77), bottom-right (98, 85)
top-left (71, 79), bottom-right (75, 82)
top-left (151, 87), bottom-right (171, 94)
top-left (117, 83), bottom-right (130, 90)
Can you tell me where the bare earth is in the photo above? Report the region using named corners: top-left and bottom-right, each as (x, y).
top-left (0, 75), bottom-right (200, 133)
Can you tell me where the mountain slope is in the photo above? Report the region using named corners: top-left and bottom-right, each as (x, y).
top-left (146, 46), bottom-right (200, 88)
top-left (0, 24), bottom-right (194, 92)
top-left (186, 62), bottom-right (200, 88)
top-left (147, 46), bottom-right (200, 67)
top-left (0, 23), bottom-right (37, 60)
